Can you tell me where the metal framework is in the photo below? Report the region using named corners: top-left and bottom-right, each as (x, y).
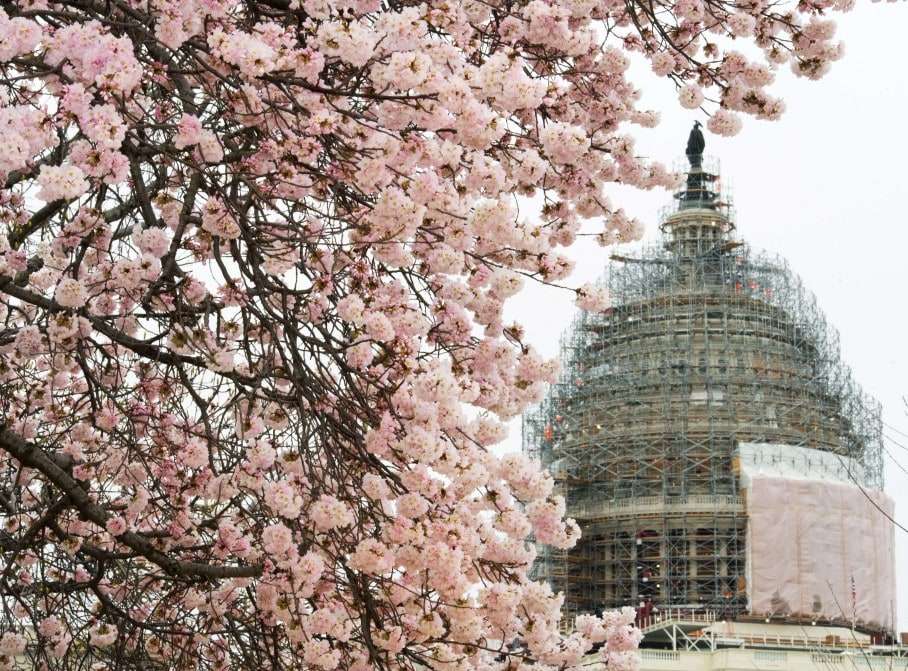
top-left (523, 159), bottom-right (884, 623)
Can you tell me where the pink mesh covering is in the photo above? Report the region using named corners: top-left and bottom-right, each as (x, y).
top-left (746, 477), bottom-right (896, 632)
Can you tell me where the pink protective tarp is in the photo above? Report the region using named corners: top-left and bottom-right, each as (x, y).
top-left (746, 477), bottom-right (896, 632)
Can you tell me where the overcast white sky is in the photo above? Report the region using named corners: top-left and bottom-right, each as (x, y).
top-left (499, 3), bottom-right (908, 630)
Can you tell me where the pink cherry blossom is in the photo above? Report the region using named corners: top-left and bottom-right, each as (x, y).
top-left (707, 108), bottom-right (744, 136)
top-left (105, 516), bottom-right (127, 536)
top-left (349, 538), bottom-right (394, 575)
top-left (36, 165), bottom-right (90, 202)
top-left (198, 131), bottom-right (224, 163)
top-left (310, 494), bottom-right (355, 530)
top-left (0, 12), bottom-right (41, 60)
top-left (174, 114), bottom-right (204, 149)
top-left (539, 122), bottom-right (591, 165)
top-left (263, 480), bottom-right (303, 518)
top-left (262, 522), bottom-right (294, 556)
top-left (179, 437), bottom-right (209, 469)
top-left (88, 624), bottom-right (118, 648)
top-left (0, 0), bottom-right (858, 665)
top-left (728, 12), bottom-right (757, 36)
top-left (576, 283), bottom-right (611, 312)
top-left (0, 632), bottom-right (26, 657)
top-left (134, 228), bottom-right (171, 257)
top-left (45, 22), bottom-right (142, 94)
top-left (54, 278), bottom-right (89, 309)
top-left (650, 50), bottom-right (677, 76)
top-left (201, 197), bottom-right (241, 239)
top-left (679, 84), bottom-right (705, 109)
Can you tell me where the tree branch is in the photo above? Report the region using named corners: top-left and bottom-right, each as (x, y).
top-left (0, 426), bottom-right (262, 580)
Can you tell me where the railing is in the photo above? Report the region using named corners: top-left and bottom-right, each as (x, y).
top-left (865, 657), bottom-right (908, 667)
top-left (570, 495), bottom-right (744, 520)
top-left (639, 608), bottom-right (717, 631)
top-left (735, 634), bottom-right (870, 650)
top-left (636, 612), bottom-right (886, 653)
top-left (640, 650), bottom-right (681, 662)
top-left (754, 650), bottom-right (789, 664)
top-left (635, 649), bottom-right (908, 670)
top-left (812, 654), bottom-right (845, 664)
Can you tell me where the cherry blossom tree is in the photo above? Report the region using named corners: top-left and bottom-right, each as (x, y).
top-left (0, 0), bottom-right (848, 667)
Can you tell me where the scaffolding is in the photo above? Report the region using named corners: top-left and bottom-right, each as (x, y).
top-left (523, 158), bottom-right (884, 625)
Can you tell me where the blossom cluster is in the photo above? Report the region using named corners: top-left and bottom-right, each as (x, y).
top-left (0, 0), bottom-right (853, 667)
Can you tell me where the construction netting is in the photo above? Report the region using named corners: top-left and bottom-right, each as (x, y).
top-left (741, 444), bottom-right (895, 633)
